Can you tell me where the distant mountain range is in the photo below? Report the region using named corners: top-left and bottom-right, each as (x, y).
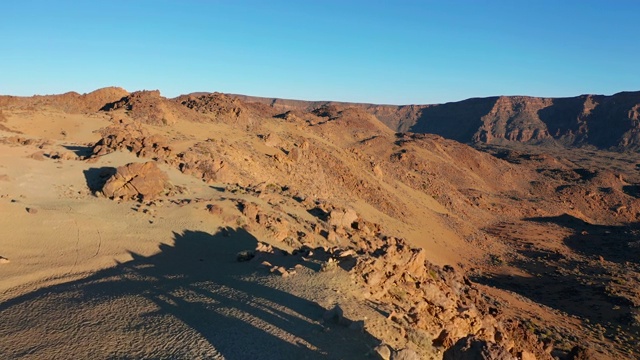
top-left (3, 87), bottom-right (638, 151)
top-left (234, 91), bottom-right (640, 151)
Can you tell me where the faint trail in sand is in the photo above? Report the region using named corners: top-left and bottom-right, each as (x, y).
top-left (91, 229), bottom-right (102, 258)
top-left (70, 219), bottom-right (80, 274)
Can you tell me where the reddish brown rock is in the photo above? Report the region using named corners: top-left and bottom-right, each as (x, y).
top-left (262, 133), bottom-right (281, 148)
top-left (288, 147), bottom-right (302, 162)
top-left (443, 336), bottom-right (515, 360)
top-left (391, 348), bottom-right (421, 360)
top-left (92, 120), bottom-right (172, 159)
top-left (174, 92), bottom-right (256, 128)
top-left (239, 200), bottom-right (260, 221)
top-left (28, 151), bottom-right (45, 161)
top-left (49, 150), bottom-right (78, 160)
top-left (207, 204), bottom-right (223, 215)
top-left (101, 90), bottom-right (197, 126)
top-left (567, 345), bottom-right (597, 360)
top-left (101, 161), bottom-right (171, 201)
top-left (328, 208), bottom-right (358, 228)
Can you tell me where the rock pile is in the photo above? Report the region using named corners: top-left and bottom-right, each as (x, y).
top-left (443, 335), bottom-right (516, 360)
top-left (237, 200), bottom-right (292, 242)
top-left (174, 92), bottom-right (261, 129)
top-left (346, 237), bottom-right (551, 359)
top-left (177, 92), bottom-right (245, 117)
top-left (177, 149), bottom-right (227, 183)
top-left (92, 120), bottom-right (173, 159)
top-left (91, 120), bottom-right (233, 184)
top-left (238, 228), bottom-right (552, 359)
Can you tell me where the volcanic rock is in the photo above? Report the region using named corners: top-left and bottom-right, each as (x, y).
top-left (391, 348), bottom-right (421, 360)
top-left (374, 344), bottom-right (392, 360)
top-left (101, 161), bottom-right (171, 200)
top-left (567, 345), bottom-right (597, 360)
top-left (101, 90), bottom-right (196, 126)
top-left (92, 120), bottom-right (172, 159)
top-left (328, 208), bottom-right (358, 228)
top-left (443, 336), bottom-right (515, 360)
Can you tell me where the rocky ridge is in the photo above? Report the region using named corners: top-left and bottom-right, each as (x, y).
top-left (235, 91), bottom-right (640, 151)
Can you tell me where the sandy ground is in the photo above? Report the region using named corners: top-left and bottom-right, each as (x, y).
top-left (0, 111), bottom-right (395, 359)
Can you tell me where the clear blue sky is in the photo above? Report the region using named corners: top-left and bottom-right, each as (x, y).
top-left (1, 1), bottom-right (638, 104)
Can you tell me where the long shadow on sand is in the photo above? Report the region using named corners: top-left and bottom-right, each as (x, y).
top-left (62, 144), bottom-right (94, 158)
top-left (526, 214), bottom-right (640, 265)
top-left (0, 228), bottom-right (379, 359)
top-left (472, 215), bottom-right (640, 348)
top-left (83, 166), bottom-right (117, 192)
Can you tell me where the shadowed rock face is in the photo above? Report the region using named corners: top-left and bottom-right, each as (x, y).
top-left (235, 91), bottom-right (640, 151)
top-left (458, 92), bottom-right (640, 150)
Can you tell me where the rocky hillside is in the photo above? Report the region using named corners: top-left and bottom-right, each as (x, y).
top-left (234, 91), bottom-right (640, 151)
top-left (2, 87), bottom-right (640, 358)
top-left (0, 87), bottom-right (129, 113)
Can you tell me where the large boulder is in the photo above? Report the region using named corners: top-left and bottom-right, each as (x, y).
top-left (328, 208), bottom-right (358, 228)
top-left (102, 161), bottom-right (171, 200)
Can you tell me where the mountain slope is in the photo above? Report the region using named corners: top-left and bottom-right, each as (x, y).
top-left (234, 91), bottom-right (640, 151)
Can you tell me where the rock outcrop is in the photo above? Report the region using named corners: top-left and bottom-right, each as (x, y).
top-left (173, 92), bottom-right (270, 129)
top-left (92, 120), bottom-right (173, 159)
top-left (0, 87), bottom-right (129, 113)
top-left (101, 90), bottom-right (197, 126)
top-left (349, 237), bottom-right (552, 359)
top-left (101, 161), bottom-right (171, 200)
top-left (328, 208), bottom-right (358, 228)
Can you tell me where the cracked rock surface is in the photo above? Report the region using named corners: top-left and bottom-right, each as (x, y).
top-left (101, 161), bottom-right (171, 200)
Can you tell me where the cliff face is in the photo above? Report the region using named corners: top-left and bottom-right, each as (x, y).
top-left (234, 91), bottom-right (640, 151)
top-left (419, 92), bottom-right (640, 150)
